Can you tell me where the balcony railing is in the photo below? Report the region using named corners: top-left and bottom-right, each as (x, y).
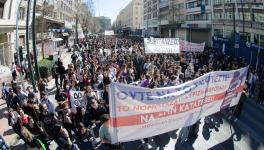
top-left (159, 0), bottom-right (169, 8)
top-left (213, 19), bottom-right (264, 29)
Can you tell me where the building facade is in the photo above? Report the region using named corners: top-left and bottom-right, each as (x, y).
top-left (183, 0), bottom-right (212, 45)
top-left (159, 0), bottom-right (186, 39)
top-left (0, 0), bottom-right (27, 67)
top-left (143, 0), bottom-right (159, 36)
top-left (116, 0), bottom-right (143, 35)
top-left (35, 0), bottom-right (85, 55)
top-left (0, 0), bottom-right (86, 67)
top-left (212, 0), bottom-right (264, 65)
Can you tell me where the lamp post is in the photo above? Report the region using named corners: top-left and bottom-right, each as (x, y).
top-left (26, 0), bottom-right (37, 92)
top-left (32, 0), bottom-right (40, 80)
top-left (15, 0), bottom-right (26, 91)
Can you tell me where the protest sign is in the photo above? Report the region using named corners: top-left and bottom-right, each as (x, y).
top-left (70, 91), bottom-right (85, 110)
top-left (109, 67), bottom-right (248, 144)
top-left (104, 30), bottom-right (115, 36)
top-left (180, 40), bottom-right (205, 52)
top-left (144, 38), bottom-right (180, 54)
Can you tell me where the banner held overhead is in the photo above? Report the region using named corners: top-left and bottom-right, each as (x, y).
top-left (105, 30), bottom-right (115, 36)
top-left (180, 40), bottom-right (205, 52)
top-left (144, 38), bottom-right (180, 54)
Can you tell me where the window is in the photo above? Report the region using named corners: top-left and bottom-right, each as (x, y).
top-left (153, 11), bottom-right (157, 18)
top-left (18, 7), bottom-right (25, 20)
top-left (214, 29), bottom-right (223, 37)
top-left (148, 14), bottom-right (151, 19)
top-left (0, 2), bottom-right (5, 18)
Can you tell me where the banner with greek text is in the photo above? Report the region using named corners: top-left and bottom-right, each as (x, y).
top-left (109, 67), bottom-right (248, 144)
top-left (144, 38), bottom-right (180, 54)
top-left (104, 30), bottom-right (115, 36)
top-left (180, 40), bottom-right (205, 52)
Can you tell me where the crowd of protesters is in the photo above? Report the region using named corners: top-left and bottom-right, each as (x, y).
top-left (1, 35), bottom-right (264, 150)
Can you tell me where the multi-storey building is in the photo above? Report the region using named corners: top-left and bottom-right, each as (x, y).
top-left (183, 0), bottom-right (213, 45)
top-left (35, 0), bottom-right (85, 53)
top-left (212, 0), bottom-right (264, 65)
top-left (159, 0), bottom-right (186, 39)
top-left (143, 0), bottom-right (159, 36)
top-left (0, 0), bottom-right (27, 67)
top-left (0, 0), bottom-right (86, 68)
top-left (116, 0), bottom-right (143, 35)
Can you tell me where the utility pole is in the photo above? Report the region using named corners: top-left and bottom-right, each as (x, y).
top-left (240, 0), bottom-right (245, 34)
top-left (32, 0), bottom-right (40, 81)
top-left (75, 14), bottom-right (79, 45)
top-left (15, 0), bottom-right (25, 91)
top-left (232, 2), bottom-right (238, 57)
top-left (41, 0), bottom-right (47, 59)
top-left (26, 0), bottom-right (37, 92)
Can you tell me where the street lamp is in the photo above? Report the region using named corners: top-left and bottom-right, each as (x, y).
top-left (26, 0), bottom-right (37, 92)
top-left (15, 0), bottom-right (28, 91)
top-left (32, 0), bottom-right (40, 81)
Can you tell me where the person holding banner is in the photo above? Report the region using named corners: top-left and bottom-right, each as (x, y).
top-left (98, 114), bottom-right (121, 150)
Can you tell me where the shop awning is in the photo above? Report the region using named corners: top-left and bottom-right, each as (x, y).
top-left (62, 33), bottom-right (69, 36)
top-left (52, 38), bottom-right (63, 42)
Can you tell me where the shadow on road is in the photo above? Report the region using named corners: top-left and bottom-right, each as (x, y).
top-left (3, 129), bottom-right (14, 136)
top-left (10, 144), bottom-right (26, 150)
top-left (0, 105), bottom-right (8, 120)
top-left (202, 113), bottom-right (224, 141)
top-left (153, 133), bottom-right (170, 150)
top-left (208, 135), bottom-right (235, 150)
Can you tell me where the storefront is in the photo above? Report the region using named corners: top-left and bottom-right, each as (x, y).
top-left (182, 23), bottom-right (212, 46)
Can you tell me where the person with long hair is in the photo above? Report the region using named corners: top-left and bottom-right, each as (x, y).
top-left (76, 122), bottom-right (94, 150)
top-left (20, 127), bottom-right (47, 150)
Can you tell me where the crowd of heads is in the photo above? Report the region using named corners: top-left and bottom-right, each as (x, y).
top-left (3, 35), bottom-right (264, 150)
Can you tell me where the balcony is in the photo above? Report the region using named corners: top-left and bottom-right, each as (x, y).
top-left (159, 0), bottom-right (169, 8)
top-left (169, 19), bottom-right (185, 24)
top-left (187, 6), bottom-right (212, 13)
top-left (213, 19), bottom-right (264, 30)
top-left (160, 19), bottom-right (169, 25)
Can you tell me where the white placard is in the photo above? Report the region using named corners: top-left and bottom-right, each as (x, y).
top-left (144, 38), bottom-right (180, 54)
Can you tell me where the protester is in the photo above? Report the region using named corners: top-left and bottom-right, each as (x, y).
top-left (76, 122), bottom-right (94, 150)
top-left (11, 62), bottom-right (17, 80)
top-left (98, 114), bottom-right (118, 150)
top-left (40, 92), bottom-right (55, 113)
top-left (0, 134), bottom-right (10, 150)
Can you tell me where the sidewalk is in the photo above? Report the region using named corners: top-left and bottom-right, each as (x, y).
top-left (0, 50), bottom-right (72, 146)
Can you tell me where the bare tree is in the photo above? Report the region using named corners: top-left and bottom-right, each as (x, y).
top-left (37, 0), bottom-right (54, 59)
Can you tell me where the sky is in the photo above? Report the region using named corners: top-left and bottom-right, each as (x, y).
top-left (93, 0), bottom-right (132, 24)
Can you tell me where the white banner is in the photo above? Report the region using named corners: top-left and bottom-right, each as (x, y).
top-left (70, 91), bottom-right (86, 110)
top-left (144, 38), bottom-right (180, 54)
top-left (180, 40), bottom-right (205, 52)
top-left (104, 30), bottom-right (115, 36)
top-left (109, 67), bottom-right (248, 144)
